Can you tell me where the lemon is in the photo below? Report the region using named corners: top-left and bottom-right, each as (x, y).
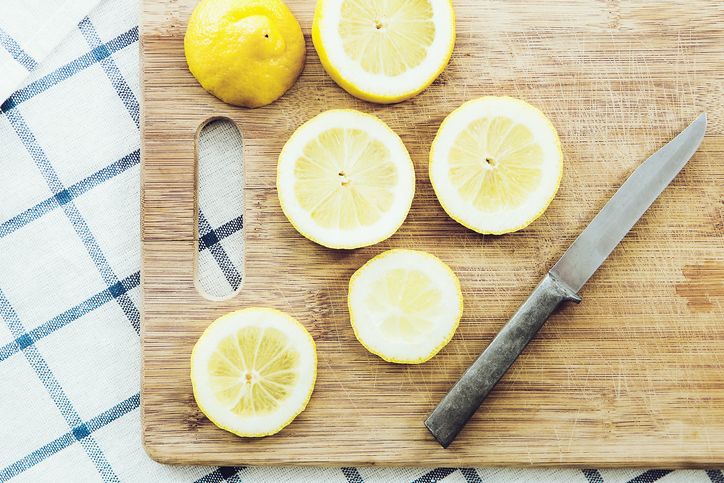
top-left (348, 249), bottom-right (463, 364)
top-left (277, 109), bottom-right (415, 249)
top-left (190, 308), bottom-right (317, 437)
top-left (312, 0), bottom-right (455, 103)
top-left (184, 0), bottom-right (306, 108)
top-left (429, 96), bottom-right (564, 234)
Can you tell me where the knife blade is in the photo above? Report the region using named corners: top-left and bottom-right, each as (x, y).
top-left (424, 113), bottom-right (707, 449)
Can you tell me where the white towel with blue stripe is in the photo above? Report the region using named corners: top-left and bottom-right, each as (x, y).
top-left (0, 0), bottom-right (720, 481)
top-left (0, 0), bottom-right (103, 102)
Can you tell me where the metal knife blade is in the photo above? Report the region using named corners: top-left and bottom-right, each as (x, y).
top-left (551, 113), bottom-right (708, 292)
top-left (424, 113), bottom-right (707, 449)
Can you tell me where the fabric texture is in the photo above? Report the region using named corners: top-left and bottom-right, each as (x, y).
top-left (0, 0), bottom-right (103, 101)
top-left (196, 120), bottom-right (245, 299)
top-left (0, 0), bottom-right (721, 482)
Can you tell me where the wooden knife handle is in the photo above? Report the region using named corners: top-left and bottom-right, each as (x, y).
top-left (424, 272), bottom-right (582, 448)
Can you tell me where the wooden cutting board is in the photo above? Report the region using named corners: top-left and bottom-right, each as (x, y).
top-left (140, 0), bottom-right (724, 467)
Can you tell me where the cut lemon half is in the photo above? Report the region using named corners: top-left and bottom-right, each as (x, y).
top-left (312, 0), bottom-right (455, 103)
top-left (348, 249), bottom-right (463, 364)
top-left (190, 308), bottom-right (317, 437)
top-left (429, 96), bottom-right (564, 234)
top-left (277, 109), bottom-right (415, 249)
top-left (184, 0), bottom-right (306, 108)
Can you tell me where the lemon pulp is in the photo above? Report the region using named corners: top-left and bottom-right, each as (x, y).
top-left (449, 116), bottom-right (544, 212)
top-left (294, 127), bottom-right (399, 230)
top-left (339, 0), bottom-right (436, 76)
top-left (365, 267), bottom-right (441, 344)
top-left (209, 326), bottom-right (301, 418)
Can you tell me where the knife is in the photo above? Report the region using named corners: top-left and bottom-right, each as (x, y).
top-left (424, 113), bottom-right (707, 449)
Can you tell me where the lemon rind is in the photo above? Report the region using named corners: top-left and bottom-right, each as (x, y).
top-left (183, 0), bottom-right (306, 108)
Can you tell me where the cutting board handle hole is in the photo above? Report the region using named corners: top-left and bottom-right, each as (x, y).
top-left (194, 117), bottom-right (246, 301)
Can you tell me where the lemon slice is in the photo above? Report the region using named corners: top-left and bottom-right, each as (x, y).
top-left (190, 308), bottom-right (317, 437)
top-left (348, 249), bottom-right (463, 363)
top-left (312, 0), bottom-right (455, 103)
top-left (429, 96), bottom-right (564, 234)
top-left (277, 109), bottom-right (415, 249)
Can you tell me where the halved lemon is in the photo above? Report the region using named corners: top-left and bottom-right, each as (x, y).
top-left (184, 0), bottom-right (306, 108)
top-left (312, 0), bottom-right (455, 103)
top-left (348, 249), bottom-right (463, 364)
top-left (277, 109), bottom-right (415, 249)
top-left (190, 308), bottom-right (317, 437)
top-left (429, 96), bottom-right (564, 234)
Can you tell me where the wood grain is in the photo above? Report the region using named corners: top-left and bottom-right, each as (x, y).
top-left (140, 0), bottom-right (724, 467)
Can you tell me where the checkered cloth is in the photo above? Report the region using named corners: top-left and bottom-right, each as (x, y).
top-left (0, 0), bottom-right (721, 482)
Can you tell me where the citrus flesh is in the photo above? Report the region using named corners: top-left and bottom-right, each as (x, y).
top-left (348, 249), bottom-right (463, 364)
top-left (429, 96), bottom-right (564, 234)
top-left (277, 109), bottom-right (415, 249)
top-left (190, 308), bottom-right (317, 437)
top-left (312, 0), bottom-right (455, 103)
top-left (184, 0), bottom-right (306, 108)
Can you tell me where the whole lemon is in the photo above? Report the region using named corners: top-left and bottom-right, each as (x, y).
top-left (184, 0), bottom-right (306, 108)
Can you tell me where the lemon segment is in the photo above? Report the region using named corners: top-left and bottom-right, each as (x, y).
top-left (277, 109), bottom-right (415, 249)
top-left (190, 308), bottom-right (317, 437)
top-left (429, 96), bottom-right (564, 234)
top-left (348, 249), bottom-right (463, 364)
top-left (312, 0), bottom-right (455, 103)
top-left (184, 0), bottom-right (306, 108)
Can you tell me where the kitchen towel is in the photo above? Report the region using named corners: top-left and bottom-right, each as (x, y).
top-left (0, 0), bottom-right (722, 482)
top-left (0, 0), bottom-right (103, 101)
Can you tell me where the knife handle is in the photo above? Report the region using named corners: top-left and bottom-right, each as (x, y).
top-left (424, 272), bottom-right (582, 448)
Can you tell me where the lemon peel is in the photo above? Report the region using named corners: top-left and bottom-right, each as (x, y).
top-left (184, 0), bottom-right (306, 108)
